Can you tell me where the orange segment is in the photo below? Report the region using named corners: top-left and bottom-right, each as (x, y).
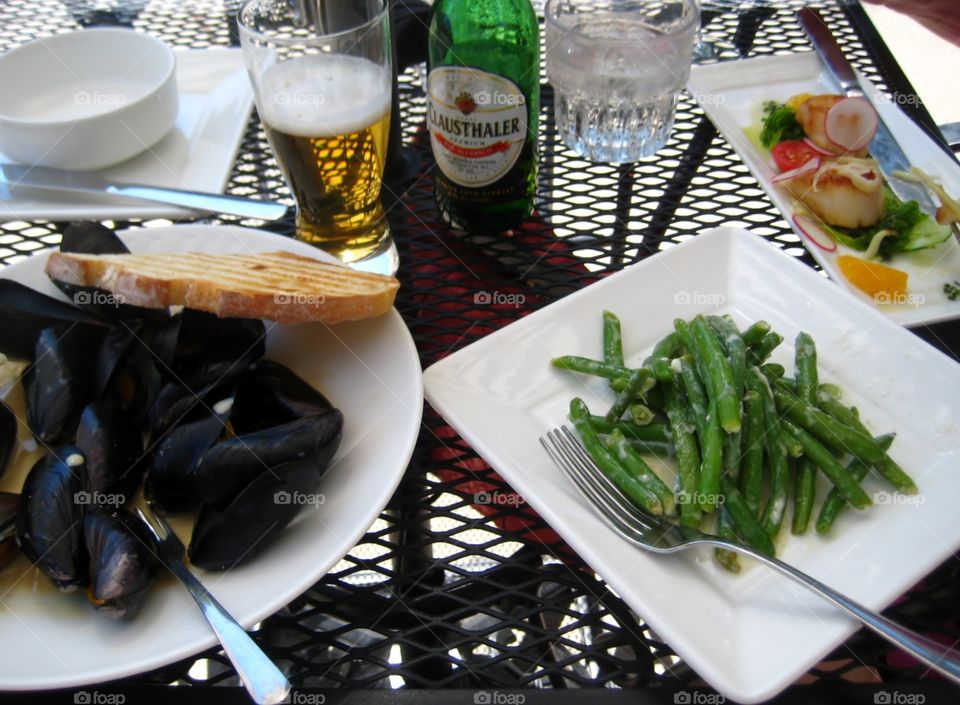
top-left (836, 255), bottom-right (908, 301)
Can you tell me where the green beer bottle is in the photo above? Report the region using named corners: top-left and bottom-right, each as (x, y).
top-left (427, 0), bottom-right (540, 234)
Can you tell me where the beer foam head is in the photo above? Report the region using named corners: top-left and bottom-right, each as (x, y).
top-left (259, 54), bottom-right (390, 137)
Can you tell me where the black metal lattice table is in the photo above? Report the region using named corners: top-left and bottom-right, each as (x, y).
top-left (1, 2), bottom-right (958, 704)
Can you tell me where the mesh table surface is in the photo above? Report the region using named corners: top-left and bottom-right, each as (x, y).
top-left (0, 1), bottom-right (958, 702)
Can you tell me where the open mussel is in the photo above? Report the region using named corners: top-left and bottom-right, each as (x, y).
top-left (231, 359), bottom-right (335, 433)
top-left (84, 507), bottom-right (158, 619)
top-left (25, 325), bottom-right (106, 444)
top-left (188, 454), bottom-right (320, 571)
top-left (171, 310), bottom-right (266, 390)
top-left (16, 447), bottom-right (88, 591)
top-left (76, 401), bottom-right (145, 503)
top-left (0, 279), bottom-right (105, 360)
top-left (144, 397), bottom-right (232, 512)
top-left (194, 410), bottom-right (343, 509)
top-left (142, 310), bottom-right (265, 436)
top-left (0, 492), bottom-right (18, 571)
top-left (96, 325), bottom-right (161, 419)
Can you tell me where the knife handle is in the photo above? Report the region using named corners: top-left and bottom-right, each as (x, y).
top-left (797, 7), bottom-right (862, 96)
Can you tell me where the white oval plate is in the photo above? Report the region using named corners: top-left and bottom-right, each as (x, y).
top-left (0, 225), bottom-right (423, 689)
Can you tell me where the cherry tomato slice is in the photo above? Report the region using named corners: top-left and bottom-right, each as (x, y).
top-left (771, 140), bottom-right (818, 172)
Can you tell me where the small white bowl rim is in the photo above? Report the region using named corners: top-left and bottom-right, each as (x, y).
top-left (0, 27), bottom-right (177, 127)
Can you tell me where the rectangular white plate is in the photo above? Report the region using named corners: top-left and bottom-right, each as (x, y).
top-left (0, 48), bottom-right (254, 221)
top-left (687, 52), bottom-right (960, 327)
top-left (423, 227), bottom-right (960, 703)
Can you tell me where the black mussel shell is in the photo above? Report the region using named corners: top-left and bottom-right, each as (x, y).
top-left (84, 507), bottom-right (158, 619)
top-left (172, 310), bottom-right (266, 389)
top-left (146, 378), bottom-right (237, 439)
top-left (76, 401), bottom-right (145, 503)
top-left (194, 410), bottom-right (343, 509)
top-left (55, 222), bottom-right (166, 321)
top-left (60, 222), bottom-right (129, 255)
top-left (142, 313), bottom-right (183, 371)
top-left (16, 447), bottom-right (88, 591)
top-left (0, 492), bottom-right (18, 570)
top-left (0, 279), bottom-right (105, 360)
top-left (95, 324), bottom-right (136, 396)
top-left (0, 400), bottom-right (16, 480)
top-left (25, 325), bottom-right (105, 444)
top-left (231, 360), bottom-right (335, 433)
top-left (97, 328), bottom-right (161, 418)
top-left (144, 398), bottom-right (231, 511)
top-left (188, 455), bottom-right (318, 571)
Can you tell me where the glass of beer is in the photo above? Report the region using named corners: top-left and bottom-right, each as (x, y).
top-left (238, 0), bottom-right (395, 273)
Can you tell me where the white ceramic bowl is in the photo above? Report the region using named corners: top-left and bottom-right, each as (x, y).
top-left (0, 28), bottom-right (178, 171)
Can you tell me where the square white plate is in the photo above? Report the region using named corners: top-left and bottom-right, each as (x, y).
top-left (687, 52), bottom-right (960, 327)
top-left (0, 48), bottom-right (254, 221)
top-left (423, 227), bottom-right (960, 703)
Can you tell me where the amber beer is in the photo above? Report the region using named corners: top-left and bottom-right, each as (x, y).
top-left (258, 54), bottom-right (391, 263)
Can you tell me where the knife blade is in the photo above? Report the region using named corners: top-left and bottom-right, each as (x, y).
top-left (0, 164), bottom-right (289, 221)
top-left (797, 7), bottom-right (937, 214)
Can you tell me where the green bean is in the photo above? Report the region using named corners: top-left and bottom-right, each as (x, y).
top-left (760, 362), bottom-right (786, 381)
top-left (782, 432), bottom-right (804, 458)
top-left (818, 383), bottom-right (843, 401)
top-left (552, 356), bottom-right (632, 381)
top-left (650, 332), bottom-right (681, 383)
top-left (772, 383), bottom-right (885, 464)
top-left (812, 396), bottom-right (914, 493)
top-left (697, 400), bottom-right (724, 512)
top-left (715, 507), bottom-right (741, 573)
top-left (816, 395), bottom-right (866, 435)
top-left (673, 318), bottom-right (694, 350)
top-left (663, 381), bottom-right (702, 528)
top-left (747, 367), bottom-right (789, 540)
top-left (602, 311), bottom-right (624, 368)
top-left (739, 390), bottom-right (765, 514)
top-left (794, 332), bottom-right (818, 405)
top-left (629, 403), bottom-right (655, 426)
top-left (741, 320), bottom-right (772, 346)
top-left (792, 457), bottom-right (817, 535)
top-left (816, 434), bottom-right (896, 534)
top-left (720, 478), bottom-right (776, 556)
top-left (708, 315), bottom-right (747, 398)
top-left (779, 378), bottom-right (841, 401)
top-left (604, 429), bottom-right (675, 514)
top-left (589, 416), bottom-right (672, 444)
top-left (605, 367), bottom-right (653, 423)
top-left (690, 316), bottom-right (741, 434)
top-left (748, 331), bottom-right (784, 365)
top-left (676, 355), bottom-right (708, 440)
top-left (568, 398), bottom-right (664, 515)
top-left (780, 419), bottom-right (872, 510)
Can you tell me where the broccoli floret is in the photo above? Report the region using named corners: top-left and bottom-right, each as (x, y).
top-left (759, 101), bottom-right (804, 149)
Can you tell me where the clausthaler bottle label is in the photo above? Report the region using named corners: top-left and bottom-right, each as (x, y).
top-left (427, 66), bottom-right (528, 188)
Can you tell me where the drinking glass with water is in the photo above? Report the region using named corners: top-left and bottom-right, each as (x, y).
top-left (545, 0), bottom-right (699, 163)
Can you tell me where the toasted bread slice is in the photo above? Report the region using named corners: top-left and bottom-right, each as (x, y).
top-left (45, 250), bottom-right (399, 325)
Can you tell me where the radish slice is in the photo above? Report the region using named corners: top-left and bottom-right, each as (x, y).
top-left (771, 156), bottom-right (821, 183)
top-left (793, 214), bottom-right (837, 252)
top-left (824, 97), bottom-right (878, 153)
top-left (803, 137), bottom-right (837, 156)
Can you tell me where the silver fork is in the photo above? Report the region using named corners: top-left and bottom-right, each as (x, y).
top-left (136, 503), bottom-right (291, 705)
top-left (541, 426), bottom-right (960, 684)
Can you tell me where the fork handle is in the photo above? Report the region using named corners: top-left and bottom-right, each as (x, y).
top-left (166, 560), bottom-right (291, 705)
top-left (717, 540), bottom-right (960, 683)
